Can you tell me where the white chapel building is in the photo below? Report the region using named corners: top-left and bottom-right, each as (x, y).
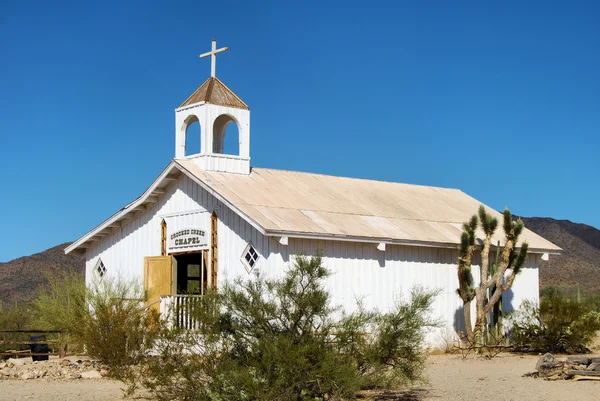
top-left (66, 40), bottom-right (560, 343)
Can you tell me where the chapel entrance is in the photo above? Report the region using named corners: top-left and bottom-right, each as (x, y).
top-left (174, 251), bottom-right (209, 295)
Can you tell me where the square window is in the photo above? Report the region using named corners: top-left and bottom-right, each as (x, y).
top-left (241, 244), bottom-right (260, 273)
top-left (188, 264), bottom-right (200, 278)
top-left (187, 280), bottom-right (200, 294)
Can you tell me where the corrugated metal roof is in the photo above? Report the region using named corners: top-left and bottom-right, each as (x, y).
top-left (179, 77), bottom-right (249, 109)
top-left (175, 159), bottom-right (561, 252)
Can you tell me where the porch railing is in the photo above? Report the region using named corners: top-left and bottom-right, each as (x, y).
top-left (160, 295), bottom-right (202, 330)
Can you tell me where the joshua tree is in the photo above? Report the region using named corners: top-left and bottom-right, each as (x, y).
top-left (490, 240), bottom-right (503, 337)
top-left (456, 216), bottom-right (477, 339)
top-left (457, 205), bottom-right (529, 346)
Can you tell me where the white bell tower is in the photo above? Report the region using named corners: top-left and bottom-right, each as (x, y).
top-left (175, 39), bottom-right (250, 175)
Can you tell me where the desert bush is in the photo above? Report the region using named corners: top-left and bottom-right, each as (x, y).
top-left (0, 302), bottom-right (33, 331)
top-left (585, 291), bottom-right (600, 312)
top-left (32, 271), bottom-right (155, 371)
top-left (508, 291), bottom-right (600, 354)
top-left (0, 302), bottom-right (35, 357)
top-left (32, 271), bottom-right (87, 342)
top-left (81, 276), bottom-right (155, 369)
top-left (134, 255), bottom-right (438, 401)
top-left (336, 288), bottom-right (439, 388)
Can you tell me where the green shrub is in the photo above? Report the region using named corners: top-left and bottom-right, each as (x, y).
top-left (134, 255), bottom-right (438, 401)
top-left (32, 271), bottom-right (154, 371)
top-left (81, 276), bottom-right (155, 369)
top-left (0, 302), bottom-right (33, 331)
top-left (582, 291), bottom-right (600, 312)
top-left (0, 302), bottom-right (35, 357)
top-left (508, 291), bottom-right (600, 354)
top-left (32, 270), bottom-right (87, 351)
top-left (335, 288), bottom-right (439, 389)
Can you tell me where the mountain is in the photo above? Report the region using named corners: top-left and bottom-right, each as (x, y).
top-left (520, 217), bottom-right (600, 293)
top-left (0, 243), bottom-right (84, 305)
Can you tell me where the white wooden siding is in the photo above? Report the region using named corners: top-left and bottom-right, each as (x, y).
top-left (86, 176), bottom-right (540, 347)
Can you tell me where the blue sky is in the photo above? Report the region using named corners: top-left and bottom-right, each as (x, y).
top-left (1, 1), bottom-right (598, 262)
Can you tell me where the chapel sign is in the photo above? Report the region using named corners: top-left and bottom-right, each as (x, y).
top-left (169, 228), bottom-right (208, 251)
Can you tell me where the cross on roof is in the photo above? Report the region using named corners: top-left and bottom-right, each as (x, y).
top-left (199, 38), bottom-right (229, 78)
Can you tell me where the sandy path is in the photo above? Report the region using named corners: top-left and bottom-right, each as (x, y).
top-left (0, 379), bottom-right (124, 401)
top-left (0, 354), bottom-right (598, 401)
top-left (424, 353), bottom-right (600, 401)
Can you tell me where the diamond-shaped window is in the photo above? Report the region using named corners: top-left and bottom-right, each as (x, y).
top-left (241, 244), bottom-right (259, 273)
top-left (95, 258), bottom-right (107, 278)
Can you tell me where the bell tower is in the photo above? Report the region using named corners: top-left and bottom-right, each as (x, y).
top-left (175, 39), bottom-right (250, 175)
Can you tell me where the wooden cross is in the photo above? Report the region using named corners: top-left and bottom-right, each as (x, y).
top-left (199, 39), bottom-right (229, 78)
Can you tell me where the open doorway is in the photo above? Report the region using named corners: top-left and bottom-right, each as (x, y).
top-left (174, 251), bottom-right (208, 295)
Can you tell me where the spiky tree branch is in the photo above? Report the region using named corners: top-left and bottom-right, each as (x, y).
top-left (483, 210), bottom-right (528, 317)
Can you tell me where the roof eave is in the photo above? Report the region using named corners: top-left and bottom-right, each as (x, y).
top-left (263, 229), bottom-right (562, 255)
top-left (65, 161), bottom-right (182, 255)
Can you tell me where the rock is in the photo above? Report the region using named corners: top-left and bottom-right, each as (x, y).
top-left (0, 363), bottom-right (6, 369)
top-left (21, 372), bottom-right (35, 380)
top-left (100, 369), bottom-right (109, 377)
top-left (536, 353), bottom-right (556, 370)
top-left (7, 358), bottom-right (26, 367)
top-left (60, 359), bottom-right (71, 367)
top-left (535, 353), bottom-right (564, 378)
top-left (70, 372), bottom-right (82, 379)
top-left (81, 370), bottom-right (102, 379)
top-left (2, 368), bottom-right (18, 377)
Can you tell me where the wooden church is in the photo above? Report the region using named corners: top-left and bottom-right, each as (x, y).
top-left (66, 40), bottom-right (560, 344)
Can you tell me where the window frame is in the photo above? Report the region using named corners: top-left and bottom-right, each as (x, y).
top-left (94, 258), bottom-right (107, 278)
top-left (240, 243), bottom-right (260, 273)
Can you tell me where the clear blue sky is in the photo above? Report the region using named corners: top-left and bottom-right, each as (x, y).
top-left (1, 1), bottom-right (598, 262)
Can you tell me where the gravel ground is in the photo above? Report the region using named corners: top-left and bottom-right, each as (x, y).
top-left (0, 354), bottom-right (598, 401)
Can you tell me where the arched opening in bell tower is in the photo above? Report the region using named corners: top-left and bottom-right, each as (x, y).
top-left (213, 114), bottom-right (240, 156)
top-left (183, 115), bottom-right (201, 156)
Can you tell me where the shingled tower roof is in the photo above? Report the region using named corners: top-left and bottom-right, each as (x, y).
top-left (179, 77), bottom-right (249, 110)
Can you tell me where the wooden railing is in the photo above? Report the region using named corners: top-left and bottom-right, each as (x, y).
top-left (0, 330), bottom-right (66, 358)
top-left (160, 295), bottom-right (202, 330)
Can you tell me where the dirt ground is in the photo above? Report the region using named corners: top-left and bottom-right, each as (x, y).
top-left (1, 354), bottom-right (598, 401)
top-left (422, 353), bottom-right (600, 401)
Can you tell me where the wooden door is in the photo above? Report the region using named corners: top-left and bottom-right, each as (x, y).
top-left (211, 213), bottom-right (218, 289)
top-left (144, 256), bottom-right (175, 311)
